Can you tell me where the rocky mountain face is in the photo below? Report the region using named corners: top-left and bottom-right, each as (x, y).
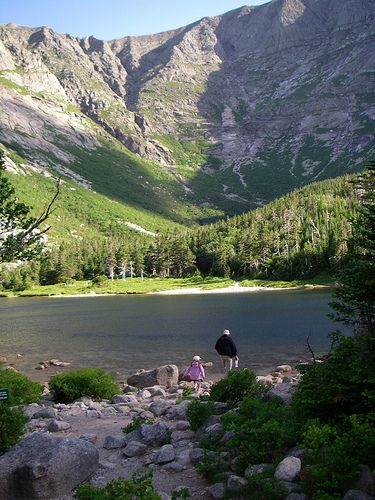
top-left (0, 0), bottom-right (374, 218)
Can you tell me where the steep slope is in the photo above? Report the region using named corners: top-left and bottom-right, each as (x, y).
top-left (0, 0), bottom-right (374, 215)
top-left (1, 147), bottom-right (182, 245)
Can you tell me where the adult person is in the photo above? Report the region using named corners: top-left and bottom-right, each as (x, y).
top-left (214, 329), bottom-right (239, 373)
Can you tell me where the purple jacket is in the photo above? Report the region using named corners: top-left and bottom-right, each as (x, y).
top-left (184, 362), bottom-right (205, 381)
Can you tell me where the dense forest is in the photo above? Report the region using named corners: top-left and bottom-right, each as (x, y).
top-left (0, 172), bottom-right (359, 290)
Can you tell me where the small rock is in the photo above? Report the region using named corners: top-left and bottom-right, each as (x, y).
top-left (190, 448), bottom-right (203, 465)
top-left (103, 435), bottom-right (126, 449)
top-left (227, 474), bottom-right (248, 492)
top-left (207, 482), bottom-right (226, 499)
top-left (205, 423), bottom-right (224, 436)
top-left (112, 394), bottom-right (138, 404)
top-left (122, 441), bottom-right (147, 457)
top-left (48, 420), bottom-right (71, 432)
top-left (156, 444), bottom-right (176, 464)
top-left (33, 407), bottom-right (57, 419)
top-left (175, 420), bottom-right (190, 431)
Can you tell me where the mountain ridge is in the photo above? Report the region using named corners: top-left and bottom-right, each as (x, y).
top-left (0, 0), bottom-right (374, 217)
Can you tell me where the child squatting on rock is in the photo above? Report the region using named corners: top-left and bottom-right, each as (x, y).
top-left (184, 355), bottom-right (205, 395)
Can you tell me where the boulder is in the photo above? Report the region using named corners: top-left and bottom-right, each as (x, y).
top-left (207, 482), bottom-right (226, 499)
top-left (111, 394), bottom-right (138, 404)
top-left (127, 365), bottom-right (179, 389)
top-left (175, 420), bottom-right (190, 431)
top-left (266, 383), bottom-right (297, 404)
top-left (165, 399), bottom-right (190, 420)
top-left (162, 461), bottom-right (184, 472)
top-left (155, 444), bottom-right (175, 464)
top-left (139, 421), bottom-right (169, 446)
top-left (227, 474), bottom-right (248, 492)
top-left (32, 407), bottom-right (57, 419)
top-left (149, 399), bottom-right (173, 416)
top-left (275, 456), bottom-right (301, 482)
top-left (48, 420), bottom-right (71, 432)
top-left (0, 432), bottom-right (98, 499)
top-left (103, 435), bottom-right (126, 449)
top-left (348, 465), bottom-right (375, 496)
top-left (122, 441), bottom-right (148, 457)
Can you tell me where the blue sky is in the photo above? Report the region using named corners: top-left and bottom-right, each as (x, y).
top-left (0, 0), bottom-right (269, 40)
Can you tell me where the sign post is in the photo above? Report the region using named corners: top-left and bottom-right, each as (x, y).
top-left (0, 388), bottom-right (9, 402)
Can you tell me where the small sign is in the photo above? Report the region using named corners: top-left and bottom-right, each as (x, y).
top-left (0, 388), bottom-right (9, 402)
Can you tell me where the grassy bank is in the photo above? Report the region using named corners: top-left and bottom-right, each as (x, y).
top-left (0, 274), bottom-right (334, 297)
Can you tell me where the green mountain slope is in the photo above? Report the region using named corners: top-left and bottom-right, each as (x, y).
top-left (1, 147), bottom-right (183, 245)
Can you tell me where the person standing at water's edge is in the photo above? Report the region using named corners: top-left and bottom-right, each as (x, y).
top-left (215, 329), bottom-right (239, 373)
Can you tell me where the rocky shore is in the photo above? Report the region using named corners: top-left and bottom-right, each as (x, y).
top-left (0, 363), bottom-right (303, 499)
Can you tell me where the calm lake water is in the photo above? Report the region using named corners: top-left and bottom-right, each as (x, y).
top-left (0, 289), bottom-right (346, 381)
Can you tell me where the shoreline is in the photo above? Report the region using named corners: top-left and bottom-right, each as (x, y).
top-left (1, 283), bottom-right (332, 299)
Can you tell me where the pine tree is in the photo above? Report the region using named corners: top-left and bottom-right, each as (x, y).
top-left (330, 161), bottom-right (375, 335)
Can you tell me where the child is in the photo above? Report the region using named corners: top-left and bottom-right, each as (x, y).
top-left (184, 355), bottom-right (205, 395)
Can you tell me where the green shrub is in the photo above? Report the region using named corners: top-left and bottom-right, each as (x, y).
top-left (171, 487), bottom-right (191, 499)
top-left (209, 368), bottom-right (268, 407)
top-left (196, 449), bottom-right (228, 483)
top-left (301, 414), bottom-right (375, 499)
top-left (122, 417), bottom-right (151, 434)
top-left (75, 470), bottom-right (160, 499)
top-left (91, 275), bottom-right (108, 287)
top-left (0, 404), bottom-right (27, 454)
top-left (221, 397), bottom-right (299, 472)
top-left (0, 369), bottom-right (42, 405)
top-left (186, 399), bottom-right (215, 431)
top-left (292, 335), bottom-right (375, 421)
top-left (50, 368), bottom-right (119, 404)
top-left (242, 473), bottom-right (287, 500)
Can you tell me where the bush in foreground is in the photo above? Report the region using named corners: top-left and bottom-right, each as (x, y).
top-left (0, 404), bottom-right (27, 454)
top-left (74, 470), bottom-right (160, 500)
top-left (292, 334), bottom-right (375, 421)
top-left (186, 399), bottom-right (215, 431)
top-left (50, 367), bottom-right (119, 404)
top-left (208, 368), bottom-right (268, 407)
top-left (0, 369), bottom-right (42, 405)
top-left (302, 414), bottom-right (375, 499)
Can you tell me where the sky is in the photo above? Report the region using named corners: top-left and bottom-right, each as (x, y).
top-left (0, 0), bottom-right (269, 40)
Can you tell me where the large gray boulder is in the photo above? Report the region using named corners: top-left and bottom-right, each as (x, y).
top-left (127, 365), bottom-right (179, 389)
top-left (0, 432), bottom-right (99, 499)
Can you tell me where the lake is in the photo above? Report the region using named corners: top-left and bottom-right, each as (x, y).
top-left (0, 289), bottom-right (346, 382)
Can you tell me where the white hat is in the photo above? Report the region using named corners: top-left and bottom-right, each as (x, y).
top-left (192, 355), bottom-right (201, 361)
top-left (223, 329), bottom-right (230, 335)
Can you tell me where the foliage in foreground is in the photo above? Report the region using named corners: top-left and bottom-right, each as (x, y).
top-left (208, 368), bottom-right (268, 407)
top-left (0, 404), bottom-right (27, 455)
top-left (50, 368), bottom-right (119, 404)
top-left (0, 151), bottom-right (59, 263)
top-left (221, 396), bottom-right (299, 472)
top-left (74, 470), bottom-right (160, 500)
top-left (186, 400), bottom-right (215, 431)
top-left (0, 369), bottom-right (42, 405)
top-left (302, 414), bottom-right (375, 499)
top-left (292, 334), bottom-right (375, 421)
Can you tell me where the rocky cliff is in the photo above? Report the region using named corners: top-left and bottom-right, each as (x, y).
top-left (0, 0), bottom-right (374, 217)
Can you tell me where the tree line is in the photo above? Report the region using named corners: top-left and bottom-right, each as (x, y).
top-left (0, 170), bottom-right (361, 290)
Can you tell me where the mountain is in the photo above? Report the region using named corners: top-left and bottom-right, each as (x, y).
top-left (0, 0), bottom-right (374, 220)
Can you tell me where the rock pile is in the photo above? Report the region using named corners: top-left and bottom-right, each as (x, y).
top-left (2, 363), bottom-right (370, 499)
